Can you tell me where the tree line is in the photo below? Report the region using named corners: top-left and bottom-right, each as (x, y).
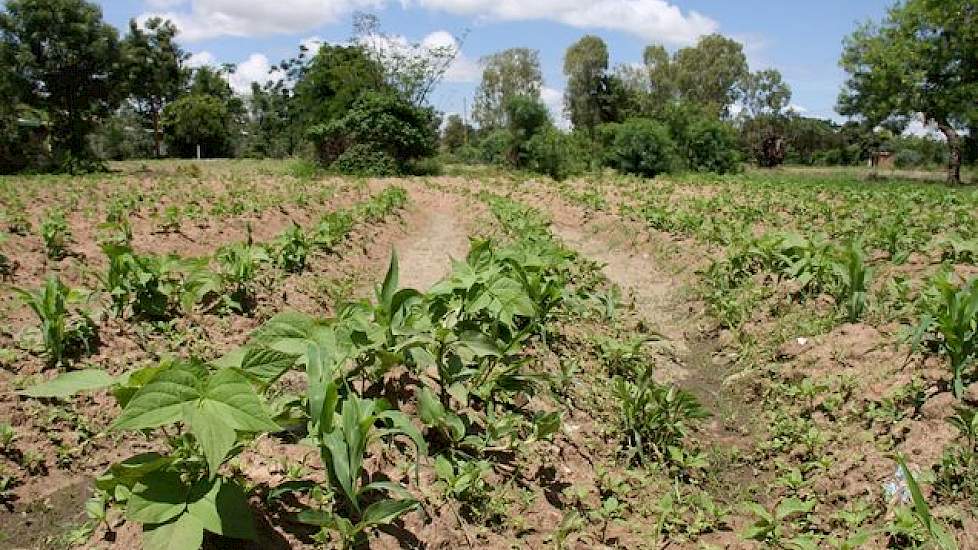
top-left (1, 0), bottom-right (975, 182)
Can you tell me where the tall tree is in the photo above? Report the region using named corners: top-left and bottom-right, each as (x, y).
top-left (121, 17), bottom-right (188, 157)
top-left (643, 44), bottom-right (679, 110)
top-left (292, 44), bottom-right (388, 131)
top-left (563, 35), bottom-right (610, 135)
top-left (0, 0), bottom-right (124, 167)
top-left (672, 34), bottom-right (748, 117)
top-left (473, 48), bottom-right (543, 130)
top-left (740, 69), bottom-right (792, 118)
top-left (839, 0), bottom-right (978, 184)
top-left (353, 13), bottom-right (461, 107)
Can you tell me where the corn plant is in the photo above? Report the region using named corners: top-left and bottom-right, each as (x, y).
top-left (299, 395), bottom-right (425, 548)
top-left (896, 454), bottom-right (958, 550)
top-left (833, 239), bottom-right (872, 322)
top-left (14, 276), bottom-right (96, 366)
top-left (612, 372), bottom-right (709, 465)
top-left (40, 209), bottom-right (70, 260)
top-left (912, 276), bottom-right (978, 397)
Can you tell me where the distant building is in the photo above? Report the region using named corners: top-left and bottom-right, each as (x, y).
top-left (870, 150), bottom-right (894, 169)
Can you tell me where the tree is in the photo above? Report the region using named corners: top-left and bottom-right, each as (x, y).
top-left (307, 91), bottom-right (438, 173)
top-left (564, 35), bottom-right (610, 136)
top-left (503, 95), bottom-right (551, 167)
top-left (643, 44), bottom-right (679, 110)
top-left (839, 0), bottom-right (978, 184)
top-left (244, 81), bottom-right (293, 158)
top-left (602, 119), bottom-right (677, 178)
top-left (353, 13), bottom-right (461, 107)
top-left (741, 69), bottom-right (792, 118)
top-left (161, 94), bottom-right (233, 158)
top-left (0, 0), bottom-right (124, 168)
top-left (121, 17), bottom-right (189, 157)
top-left (673, 34), bottom-right (749, 117)
top-left (441, 114), bottom-right (473, 152)
top-left (292, 44), bottom-right (389, 132)
top-left (473, 48), bottom-right (543, 130)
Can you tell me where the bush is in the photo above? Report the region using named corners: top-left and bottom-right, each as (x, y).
top-left (477, 129), bottom-right (511, 165)
top-left (308, 91), bottom-right (438, 174)
top-left (602, 119), bottom-right (677, 178)
top-left (893, 149), bottom-right (924, 169)
top-left (332, 144), bottom-right (399, 177)
top-left (684, 118), bottom-right (741, 174)
top-left (524, 128), bottom-right (585, 181)
top-left (162, 94), bottom-right (234, 158)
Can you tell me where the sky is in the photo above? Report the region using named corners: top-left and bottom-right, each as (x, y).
top-left (93, 0), bottom-right (899, 126)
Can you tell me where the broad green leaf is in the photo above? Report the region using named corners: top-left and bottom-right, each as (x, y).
top-left (96, 452), bottom-right (172, 493)
top-left (126, 470), bottom-right (189, 525)
top-left (185, 403), bottom-right (236, 477)
top-left (237, 346), bottom-right (299, 386)
top-left (360, 498), bottom-right (417, 527)
top-left (251, 311), bottom-right (323, 355)
top-left (20, 369), bottom-right (116, 398)
top-left (112, 362), bottom-right (205, 431)
top-left (186, 478), bottom-right (256, 540)
top-left (775, 497), bottom-right (815, 520)
top-left (456, 331), bottom-right (502, 358)
top-left (142, 512), bottom-right (204, 550)
top-left (202, 368), bottom-right (280, 433)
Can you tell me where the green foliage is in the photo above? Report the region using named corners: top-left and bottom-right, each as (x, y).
top-left (838, 0), bottom-right (976, 183)
top-left (833, 239), bottom-right (872, 322)
top-left (310, 91), bottom-right (438, 174)
top-left (913, 275), bottom-right (978, 397)
top-left (120, 16), bottom-right (189, 157)
top-left (14, 276), bottom-right (96, 366)
top-left (162, 94), bottom-right (234, 158)
top-left (602, 119), bottom-right (677, 178)
top-left (741, 497), bottom-right (816, 547)
top-left (611, 372), bottom-right (708, 465)
top-left (896, 454), bottom-right (958, 550)
top-left (473, 48), bottom-right (543, 130)
top-left (523, 127), bottom-right (586, 181)
top-left (563, 35), bottom-right (610, 134)
top-left (0, 0), bottom-right (124, 167)
top-left (40, 210), bottom-right (71, 260)
top-left (331, 144), bottom-right (398, 177)
top-left (682, 117), bottom-right (741, 174)
top-left (274, 223), bottom-right (311, 273)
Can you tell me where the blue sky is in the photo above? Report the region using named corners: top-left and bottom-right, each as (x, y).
top-left (94, 1), bottom-right (896, 125)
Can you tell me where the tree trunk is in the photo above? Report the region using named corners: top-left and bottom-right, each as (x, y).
top-left (153, 109), bottom-right (161, 158)
top-left (936, 119), bottom-right (962, 185)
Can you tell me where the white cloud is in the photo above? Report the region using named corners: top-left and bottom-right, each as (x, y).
top-left (422, 31), bottom-right (481, 83)
top-left (787, 103), bottom-right (808, 114)
top-left (540, 86), bottom-right (569, 129)
top-left (410, 0), bottom-right (717, 44)
top-left (186, 50), bottom-right (215, 68)
top-left (141, 0), bottom-right (715, 44)
top-left (228, 53), bottom-right (280, 93)
top-left (139, 0), bottom-right (384, 41)
top-left (187, 51), bottom-right (280, 94)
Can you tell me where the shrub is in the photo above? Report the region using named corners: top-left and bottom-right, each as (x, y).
top-left (332, 144), bottom-right (399, 177)
top-left (684, 118), bottom-right (741, 174)
top-left (308, 92), bottom-right (438, 173)
top-left (524, 127), bottom-right (585, 181)
top-left (603, 119), bottom-right (677, 178)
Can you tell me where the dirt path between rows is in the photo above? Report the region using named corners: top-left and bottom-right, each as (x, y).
top-left (387, 186), bottom-right (475, 291)
top-left (545, 205), bottom-right (756, 450)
